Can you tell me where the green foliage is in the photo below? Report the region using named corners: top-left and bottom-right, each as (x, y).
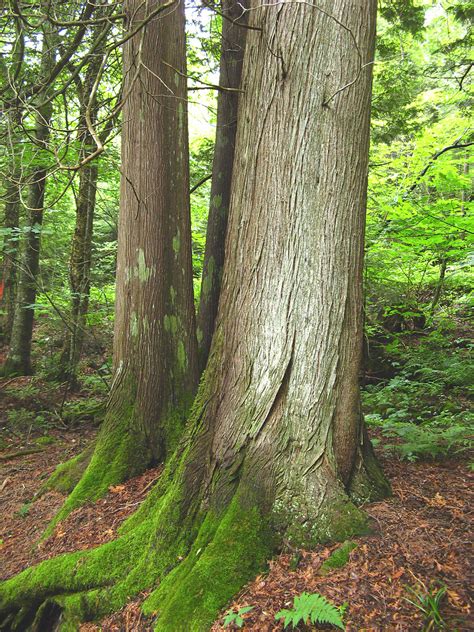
top-left (275, 592), bottom-right (347, 630)
top-left (369, 417), bottom-right (472, 462)
top-left (60, 397), bottom-right (105, 426)
top-left (364, 329), bottom-right (473, 461)
top-left (223, 606), bottom-right (254, 628)
top-left (404, 579), bottom-right (447, 630)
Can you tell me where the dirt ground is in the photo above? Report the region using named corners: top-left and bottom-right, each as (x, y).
top-left (1, 382), bottom-right (472, 631)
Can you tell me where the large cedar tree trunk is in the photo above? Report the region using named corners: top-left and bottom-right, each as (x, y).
top-left (0, 2), bottom-right (389, 630)
top-left (196, 0), bottom-right (247, 372)
top-left (45, 0), bottom-right (199, 519)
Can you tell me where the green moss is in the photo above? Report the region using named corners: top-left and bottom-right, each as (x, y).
top-left (349, 437), bottom-right (392, 505)
top-left (143, 491), bottom-right (272, 631)
top-left (42, 381), bottom-right (154, 537)
top-left (35, 435), bottom-right (55, 446)
top-left (320, 541), bottom-right (357, 575)
top-left (41, 443), bottom-right (94, 495)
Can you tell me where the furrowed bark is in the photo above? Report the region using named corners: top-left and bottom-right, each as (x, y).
top-left (0, 2), bottom-right (389, 629)
top-left (196, 0), bottom-right (248, 372)
top-left (44, 0), bottom-right (199, 525)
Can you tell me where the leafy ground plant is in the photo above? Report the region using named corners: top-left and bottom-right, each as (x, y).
top-left (275, 592), bottom-right (347, 630)
top-left (223, 606), bottom-right (254, 628)
top-left (404, 578), bottom-right (447, 630)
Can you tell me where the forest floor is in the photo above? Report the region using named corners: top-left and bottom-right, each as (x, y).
top-left (0, 377), bottom-right (472, 631)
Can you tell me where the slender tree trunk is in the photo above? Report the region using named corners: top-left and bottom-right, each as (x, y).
top-left (0, 2), bottom-right (389, 629)
top-left (429, 258), bottom-right (447, 318)
top-left (46, 0), bottom-right (199, 518)
top-left (3, 30), bottom-right (54, 376)
top-left (196, 0), bottom-right (247, 372)
top-left (59, 27), bottom-right (106, 386)
top-left (0, 172), bottom-right (21, 344)
top-left (59, 149), bottom-right (98, 385)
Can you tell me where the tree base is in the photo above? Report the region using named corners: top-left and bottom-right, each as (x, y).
top-left (0, 433), bottom-right (389, 631)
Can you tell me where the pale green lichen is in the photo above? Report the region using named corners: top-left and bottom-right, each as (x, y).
top-left (163, 314), bottom-right (178, 336)
top-left (201, 256), bottom-right (215, 301)
top-left (130, 311), bottom-right (139, 337)
top-left (136, 248), bottom-right (153, 283)
top-left (177, 341), bottom-right (187, 372)
top-left (172, 229), bottom-right (181, 256)
top-left (211, 194), bottom-right (222, 210)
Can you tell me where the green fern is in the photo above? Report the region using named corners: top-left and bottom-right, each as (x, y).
top-left (275, 592), bottom-right (347, 629)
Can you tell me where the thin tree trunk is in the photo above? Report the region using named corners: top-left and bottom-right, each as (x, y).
top-left (59, 150), bottom-right (98, 385)
top-left (429, 258), bottom-right (447, 318)
top-left (0, 172), bottom-right (21, 344)
top-left (59, 24), bottom-right (106, 386)
top-left (3, 31), bottom-right (54, 375)
top-left (196, 0), bottom-right (248, 372)
top-left (0, 3), bottom-right (389, 629)
top-left (46, 0), bottom-right (199, 519)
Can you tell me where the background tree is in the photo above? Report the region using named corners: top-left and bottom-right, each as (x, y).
top-left (58, 15), bottom-right (112, 386)
top-left (3, 26), bottom-right (56, 376)
top-left (196, 0), bottom-right (248, 371)
top-left (43, 0), bottom-right (199, 522)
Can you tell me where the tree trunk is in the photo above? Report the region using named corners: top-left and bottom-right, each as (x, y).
top-left (59, 27), bottom-right (106, 386)
top-left (0, 172), bottom-right (21, 344)
top-left (2, 31), bottom-right (54, 376)
top-left (196, 0), bottom-right (248, 372)
top-left (0, 2), bottom-right (389, 629)
top-left (59, 147), bottom-right (98, 385)
top-left (46, 0), bottom-right (199, 520)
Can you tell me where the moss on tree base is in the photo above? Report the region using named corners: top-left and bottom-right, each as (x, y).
top-left (0, 443), bottom-right (389, 631)
top-left (39, 442), bottom-right (95, 496)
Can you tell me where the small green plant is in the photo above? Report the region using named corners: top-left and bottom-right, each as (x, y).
top-left (320, 541), bottom-right (357, 575)
top-left (275, 592), bottom-right (347, 630)
top-left (4, 382), bottom-right (40, 401)
top-left (404, 578), bottom-right (446, 630)
top-left (223, 606), bottom-right (253, 628)
top-left (16, 503), bottom-right (32, 518)
top-left (60, 397), bottom-right (106, 425)
top-left (35, 435), bottom-right (56, 446)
